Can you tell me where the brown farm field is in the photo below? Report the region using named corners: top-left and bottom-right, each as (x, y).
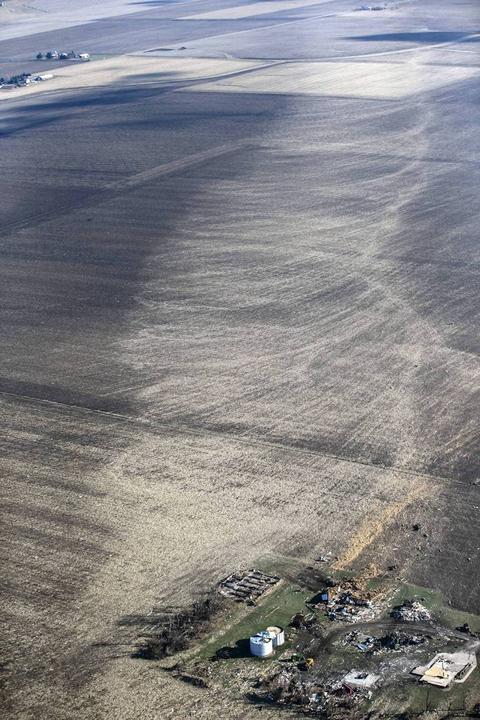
top-left (1, 0), bottom-right (479, 718)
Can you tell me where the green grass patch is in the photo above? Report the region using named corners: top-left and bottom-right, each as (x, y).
top-left (390, 583), bottom-right (480, 631)
top-left (194, 581), bottom-right (313, 662)
top-left (253, 554), bottom-right (353, 585)
top-left (364, 575), bottom-right (389, 592)
top-left (396, 666), bottom-right (479, 715)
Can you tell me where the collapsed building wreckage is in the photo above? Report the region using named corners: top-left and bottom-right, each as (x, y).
top-left (392, 600), bottom-right (431, 622)
top-left (245, 574), bottom-right (477, 713)
top-left (254, 662), bottom-right (380, 712)
top-left (143, 566), bottom-right (479, 720)
top-left (341, 628), bottom-right (429, 654)
top-left (309, 575), bottom-right (387, 623)
top-left (217, 569), bottom-right (279, 603)
top-left (251, 577), bottom-right (390, 711)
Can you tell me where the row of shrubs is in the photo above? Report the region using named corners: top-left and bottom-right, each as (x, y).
top-left (134, 593), bottom-right (226, 660)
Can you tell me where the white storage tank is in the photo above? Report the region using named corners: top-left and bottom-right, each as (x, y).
top-left (266, 626), bottom-right (285, 647)
top-left (250, 634), bottom-right (273, 657)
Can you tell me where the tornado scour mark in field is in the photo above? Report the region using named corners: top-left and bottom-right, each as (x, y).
top-left (1, 0), bottom-right (479, 718)
top-left (0, 140), bottom-right (254, 235)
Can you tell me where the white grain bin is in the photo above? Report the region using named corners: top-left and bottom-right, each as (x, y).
top-left (250, 634), bottom-right (273, 658)
top-left (266, 626), bottom-right (285, 647)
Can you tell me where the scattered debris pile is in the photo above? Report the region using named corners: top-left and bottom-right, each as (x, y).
top-left (342, 628), bottom-right (428, 654)
top-left (291, 612), bottom-right (317, 629)
top-left (254, 666), bottom-right (326, 709)
top-left (380, 630), bottom-right (427, 651)
top-left (144, 566), bottom-right (479, 720)
top-left (218, 569), bottom-right (279, 603)
top-left (341, 630), bottom-right (377, 652)
top-left (312, 576), bottom-right (386, 623)
top-left (392, 600), bottom-right (431, 622)
top-left (254, 663), bottom-right (378, 714)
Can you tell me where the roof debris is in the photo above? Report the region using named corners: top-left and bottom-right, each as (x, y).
top-left (313, 576), bottom-right (386, 623)
top-left (392, 600), bottom-right (431, 622)
top-left (412, 651), bottom-right (477, 687)
top-left (342, 628), bottom-right (428, 653)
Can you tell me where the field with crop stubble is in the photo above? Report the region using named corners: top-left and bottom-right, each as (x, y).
top-left (1, 0), bottom-right (479, 717)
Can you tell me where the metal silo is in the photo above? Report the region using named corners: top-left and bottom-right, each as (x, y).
top-left (250, 634), bottom-right (274, 657)
top-left (266, 626), bottom-right (285, 647)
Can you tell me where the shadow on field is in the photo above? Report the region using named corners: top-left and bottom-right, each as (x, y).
top-left (122, 595), bottom-right (227, 660)
top-left (213, 639), bottom-right (251, 660)
top-left (346, 31), bottom-right (478, 44)
top-left (130, 1), bottom-right (179, 5)
top-left (0, 84), bottom-right (173, 138)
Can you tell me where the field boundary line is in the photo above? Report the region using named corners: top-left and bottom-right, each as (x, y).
top-left (0, 388), bottom-right (475, 491)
